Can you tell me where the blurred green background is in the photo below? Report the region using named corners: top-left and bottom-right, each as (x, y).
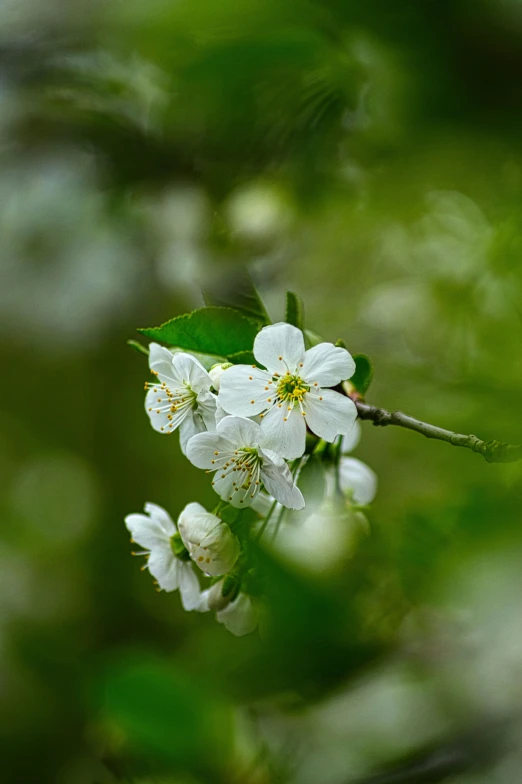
top-left (2, 1), bottom-right (522, 782)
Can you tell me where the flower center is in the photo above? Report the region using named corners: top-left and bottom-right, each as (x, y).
top-left (210, 446), bottom-right (263, 504)
top-left (146, 374), bottom-right (198, 432)
top-left (276, 374), bottom-right (309, 404)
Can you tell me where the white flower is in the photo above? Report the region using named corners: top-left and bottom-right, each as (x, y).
top-left (177, 501), bottom-right (240, 577)
top-left (208, 362), bottom-right (232, 392)
top-left (339, 457), bottom-right (377, 505)
top-left (145, 343), bottom-right (217, 453)
top-left (198, 582), bottom-right (258, 636)
top-left (186, 415), bottom-right (304, 510)
top-left (339, 419), bottom-right (378, 505)
top-left (218, 323), bottom-right (358, 459)
top-left (124, 502), bottom-right (200, 610)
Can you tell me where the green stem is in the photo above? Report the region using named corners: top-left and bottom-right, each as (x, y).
top-left (355, 401), bottom-right (522, 464)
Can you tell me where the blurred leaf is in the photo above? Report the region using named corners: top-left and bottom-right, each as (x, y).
top-left (297, 454), bottom-right (327, 507)
top-left (351, 353), bottom-right (374, 395)
top-left (99, 656), bottom-right (232, 770)
top-left (285, 290), bottom-right (305, 331)
top-left (304, 328), bottom-right (324, 348)
top-left (138, 307), bottom-right (259, 358)
top-left (202, 265), bottom-right (270, 325)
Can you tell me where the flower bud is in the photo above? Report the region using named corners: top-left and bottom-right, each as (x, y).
top-left (177, 502), bottom-right (240, 577)
top-left (209, 362), bottom-right (233, 392)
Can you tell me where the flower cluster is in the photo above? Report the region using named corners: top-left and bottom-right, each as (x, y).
top-left (125, 321), bottom-right (377, 636)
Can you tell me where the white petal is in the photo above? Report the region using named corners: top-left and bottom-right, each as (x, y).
top-left (218, 365), bottom-right (272, 417)
top-left (125, 512), bottom-right (170, 551)
top-left (171, 352), bottom-right (212, 391)
top-left (148, 343), bottom-right (178, 386)
top-left (253, 322), bottom-right (305, 373)
top-left (185, 431), bottom-right (234, 469)
top-left (216, 593), bottom-right (258, 636)
top-left (250, 491), bottom-right (275, 517)
top-left (191, 524), bottom-right (241, 576)
top-left (143, 502), bottom-right (177, 535)
top-left (301, 343), bottom-right (355, 387)
top-left (147, 548), bottom-right (180, 591)
top-left (195, 588), bottom-right (211, 613)
top-left (215, 402), bottom-right (228, 425)
top-left (260, 449), bottom-right (305, 510)
top-left (339, 457), bottom-right (378, 505)
top-left (216, 415), bottom-right (262, 448)
top-left (305, 389), bottom-right (357, 442)
top-left (178, 504), bottom-right (221, 545)
top-left (179, 412), bottom-right (206, 454)
top-left (259, 404), bottom-right (306, 459)
top-left (177, 563), bottom-right (201, 610)
top-left (197, 391), bottom-right (218, 430)
top-left (341, 420), bottom-right (362, 453)
top-left (145, 386), bottom-right (181, 435)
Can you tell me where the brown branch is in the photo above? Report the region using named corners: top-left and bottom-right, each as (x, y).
top-left (354, 401), bottom-right (522, 464)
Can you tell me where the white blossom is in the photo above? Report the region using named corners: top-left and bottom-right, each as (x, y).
top-left (177, 502), bottom-right (240, 577)
top-left (339, 457), bottom-right (377, 505)
top-left (145, 343), bottom-right (217, 453)
top-left (218, 323), bottom-right (358, 459)
top-left (186, 416), bottom-right (304, 510)
top-left (339, 419), bottom-right (378, 505)
top-left (198, 582), bottom-right (258, 636)
top-left (208, 362), bottom-right (232, 392)
top-left (124, 502), bottom-right (200, 610)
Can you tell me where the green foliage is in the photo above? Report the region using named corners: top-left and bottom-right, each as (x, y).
top-left (138, 306), bottom-right (259, 359)
top-left (202, 265), bottom-right (270, 325)
top-left (351, 353), bottom-right (374, 396)
top-left (285, 290), bottom-right (305, 331)
top-left (297, 454), bottom-right (327, 507)
top-left (99, 657), bottom-right (232, 770)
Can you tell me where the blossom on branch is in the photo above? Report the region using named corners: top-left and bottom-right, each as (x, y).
top-left (124, 502), bottom-right (200, 610)
top-left (186, 415), bottom-right (305, 510)
top-left (144, 343), bottom-right (217, 453)
top-left (218, 323), bottom-right (358, 459)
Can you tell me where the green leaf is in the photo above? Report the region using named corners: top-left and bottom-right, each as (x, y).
top-left (227, 350), bottom-right (259, 366)
top-left (202, 264), bottom-right (270, 325)
top-left (99, 656), bottom-right (232, 768)
top-left (126, 339), bottom-right (149, 356)
top-left (304, 328), bottom-right (324, 348)
top-left (351, 353), bottom-right (374, 395)
top-left (138, 307), bottom-right (259, 358)
top-left (219, 504), bottom-right (259, 529)
top-left (285, 291), bottom-right (305, 331)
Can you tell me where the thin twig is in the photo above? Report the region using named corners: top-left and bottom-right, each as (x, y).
top-left (355, 401), bottom-right (522, 464)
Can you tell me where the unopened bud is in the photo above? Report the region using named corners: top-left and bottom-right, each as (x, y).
top-left (209, 362), bottom-right (233, 392)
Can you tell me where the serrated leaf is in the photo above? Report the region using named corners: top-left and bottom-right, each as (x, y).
top-left (138, 307), bottom-right (259, 358)
top-left (351, 353), bottom-right (374, 395)
top-left (285, 291), bottom-right (305, 331)
top-left (202, 265), bottom-right (270, 325)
